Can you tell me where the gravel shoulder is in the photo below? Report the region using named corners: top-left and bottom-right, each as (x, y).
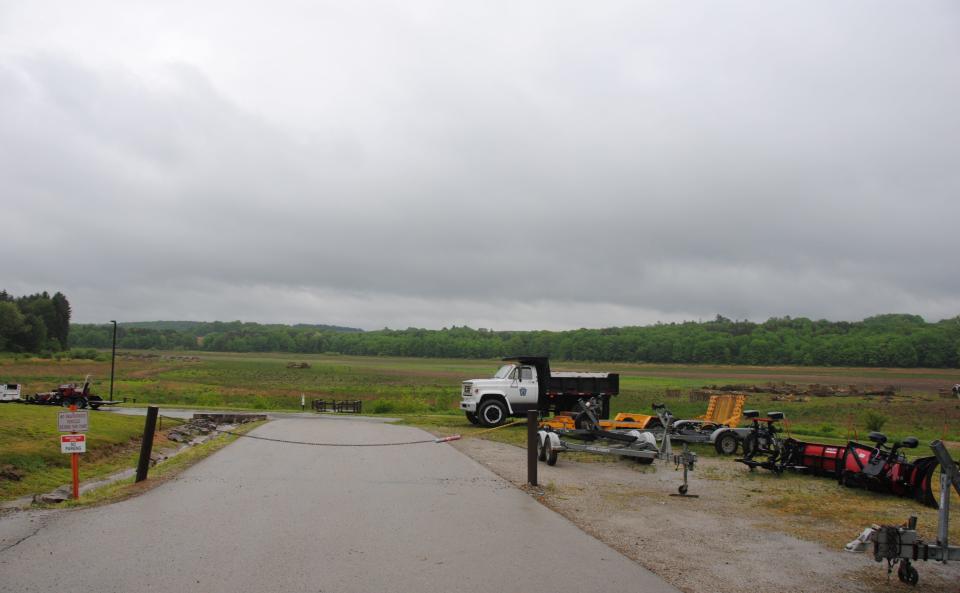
top-left (450, 437), bottom-right (959, 593)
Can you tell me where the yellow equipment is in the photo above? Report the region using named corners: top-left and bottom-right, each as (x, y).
top-left (539, 394), bottom-right (746, 431)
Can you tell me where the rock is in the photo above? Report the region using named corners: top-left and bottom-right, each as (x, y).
top-left (36, 486), bottom-right (72, 504)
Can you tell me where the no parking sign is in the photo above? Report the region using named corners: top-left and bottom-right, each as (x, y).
top-left (61, 434), bottom-right (86, 454)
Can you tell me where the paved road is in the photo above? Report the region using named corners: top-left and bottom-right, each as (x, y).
top-left (0, 419), bottom-right (678, 593)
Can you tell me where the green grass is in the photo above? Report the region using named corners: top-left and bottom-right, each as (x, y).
top-left (0, 404), bottom-right (147, 501)
top-left (2, 351), bottom-right (957, 448)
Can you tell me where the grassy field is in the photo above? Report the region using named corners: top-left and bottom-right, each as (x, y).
top-left (2, 351), bottom-right (956, 443)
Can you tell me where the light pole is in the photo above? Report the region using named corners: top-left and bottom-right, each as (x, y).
top-left (109, 320), bottom-right (117, 401)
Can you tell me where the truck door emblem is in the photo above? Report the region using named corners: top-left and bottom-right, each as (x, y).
top-left (520, 388), bottom-right (527, 396)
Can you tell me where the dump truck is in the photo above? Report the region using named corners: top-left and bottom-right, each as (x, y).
top-left (459, 356), bottom-right (619, 427)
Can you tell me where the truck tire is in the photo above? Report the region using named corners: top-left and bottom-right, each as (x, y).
top-left (478, 399), bottom-right (508, 427)
top-left (465, 411), bottom-right (479, 425)
top-left (714, 431), bottom-right (739, 455)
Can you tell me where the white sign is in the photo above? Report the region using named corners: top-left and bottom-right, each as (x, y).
top-left (61, 434), bottom-right (86, 454)
top-left (58, 411), bottom-right (89, 433)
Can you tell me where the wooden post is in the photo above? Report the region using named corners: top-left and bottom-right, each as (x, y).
top-left (527, 410), bottom-right (538, 487)
top-left (135, 407), bottom-right (159, 483)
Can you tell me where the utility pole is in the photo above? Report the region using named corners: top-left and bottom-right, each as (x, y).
top-left (109, 320), bottom-right (117, 401)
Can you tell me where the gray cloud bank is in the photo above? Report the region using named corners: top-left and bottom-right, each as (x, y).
top-left (2, 1), bottom-right (959, 330)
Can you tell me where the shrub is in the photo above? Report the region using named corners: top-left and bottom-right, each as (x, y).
top-left (818, 424), bottom-right (835, 435)
top-left (864, 411), bottom-right (888, 432)
top-left (67, 349), bottom-right (101, 360)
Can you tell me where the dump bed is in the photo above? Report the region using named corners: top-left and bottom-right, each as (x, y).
top-left (546, 372), bottom-right (620, 396)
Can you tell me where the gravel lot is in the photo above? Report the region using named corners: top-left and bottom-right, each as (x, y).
top-left (451, 437), bottom-right (959, 593)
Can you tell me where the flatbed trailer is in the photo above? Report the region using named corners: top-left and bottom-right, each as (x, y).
top-left (537, 408), bottom-right (699, 496)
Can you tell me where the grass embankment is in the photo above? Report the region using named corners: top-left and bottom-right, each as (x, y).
top-left (0, 404), bottom-right (148, 501)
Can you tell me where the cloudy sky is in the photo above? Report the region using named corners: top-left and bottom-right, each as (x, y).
top-left (2, 1), bottom-right (958, 330)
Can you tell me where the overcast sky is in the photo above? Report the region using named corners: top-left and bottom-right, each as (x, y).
top-left (2, 1), bottom-right (958, 330)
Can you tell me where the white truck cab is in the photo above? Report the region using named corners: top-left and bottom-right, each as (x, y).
top-left (460, 363), bottom-right (540, 427)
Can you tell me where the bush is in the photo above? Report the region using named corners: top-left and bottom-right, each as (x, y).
top-left (864, 411), bottom-right (888, 432)
top-left (67, 349), bottom-right (101, 360)
top-left (818, 424), bottom-right (835, 435)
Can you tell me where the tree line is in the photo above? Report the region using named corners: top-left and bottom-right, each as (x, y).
top-left (0, 291), bottom-right (72, 352)
top-left (68, 314), bottom-right (960, 368)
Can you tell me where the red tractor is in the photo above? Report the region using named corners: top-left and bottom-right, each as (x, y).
top-left (27, 375), bottom-right (116, 409)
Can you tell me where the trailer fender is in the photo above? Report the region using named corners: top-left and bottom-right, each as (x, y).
top-left (542, 431), bottom-right (562, 450)
top-left (623, 430), bottom-right (657, 448)
top-left (708, 426), bottom-right (733, 443)
top-left (673, 420), bottom-right (703, 432)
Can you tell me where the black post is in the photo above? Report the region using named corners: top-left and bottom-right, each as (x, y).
top-left (109, 320), bottom-right (117, 401)
top-left (527, 410), bottom-right (538, 486)
top-left (136, 406), bottom-right (159, 483)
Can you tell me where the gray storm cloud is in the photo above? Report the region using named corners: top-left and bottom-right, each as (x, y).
top-left (2, 1), bottom-right (959, 329)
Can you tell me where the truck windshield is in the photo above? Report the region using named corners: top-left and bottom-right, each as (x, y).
top-left (493, 365), bottom-right (514, 379)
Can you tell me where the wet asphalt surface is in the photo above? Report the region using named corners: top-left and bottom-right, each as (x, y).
top-left (0, 418), bottom-right (678, 593)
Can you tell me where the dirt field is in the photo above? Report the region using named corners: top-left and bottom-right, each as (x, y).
top-left (451, 438), bottom-right (960, 593)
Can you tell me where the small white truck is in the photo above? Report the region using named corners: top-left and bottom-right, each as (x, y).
top-left (0, 383), bottom-right (22, 402)
top-left (459, 356), bottom-right (619, 427)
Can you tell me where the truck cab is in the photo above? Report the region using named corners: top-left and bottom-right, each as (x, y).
top-left (460, 362), bottom-right (540, 427)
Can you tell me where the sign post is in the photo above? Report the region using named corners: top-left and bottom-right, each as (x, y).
top-left (59, 406), bottom-right (88, 500)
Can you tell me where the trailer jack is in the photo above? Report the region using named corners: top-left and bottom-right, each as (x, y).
top-left (670, 443), bottom-right (698, 498)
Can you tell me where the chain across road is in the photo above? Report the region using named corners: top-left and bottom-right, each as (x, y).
top-left (159, 414), bottom-right (523, 447)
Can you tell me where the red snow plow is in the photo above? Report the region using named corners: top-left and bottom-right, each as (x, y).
top-left (737, 412), bottom-right (942, 507)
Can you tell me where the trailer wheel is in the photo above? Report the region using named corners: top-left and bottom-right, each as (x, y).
top-left (537, 434), bottom-right (547, 461)
top-left (678, 484), bottom-right (688, 495)
top-left (545, 437), bottom-right (559, 466)
top-left (714, 431), bottom-right (739, 455)
top-left (478, 400), bottom-right (507, 428)
top-left (897, 562), bottom-right (918, 586)
top-left (465, 411), bottom-right (479, 425)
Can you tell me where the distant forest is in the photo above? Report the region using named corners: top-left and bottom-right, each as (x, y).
top-left (0, 291), bottom-right (71, 353)
top-left (69, 314), bottom-right (960, 368)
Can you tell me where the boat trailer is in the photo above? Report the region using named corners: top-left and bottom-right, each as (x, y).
top-left (846, 440), bottom-right (960, 585)
top-left (536, 405), bottom-right (699, 496)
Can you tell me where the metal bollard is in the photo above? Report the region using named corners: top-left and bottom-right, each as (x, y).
top-left (527, 410), bottom-right (538, 486)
